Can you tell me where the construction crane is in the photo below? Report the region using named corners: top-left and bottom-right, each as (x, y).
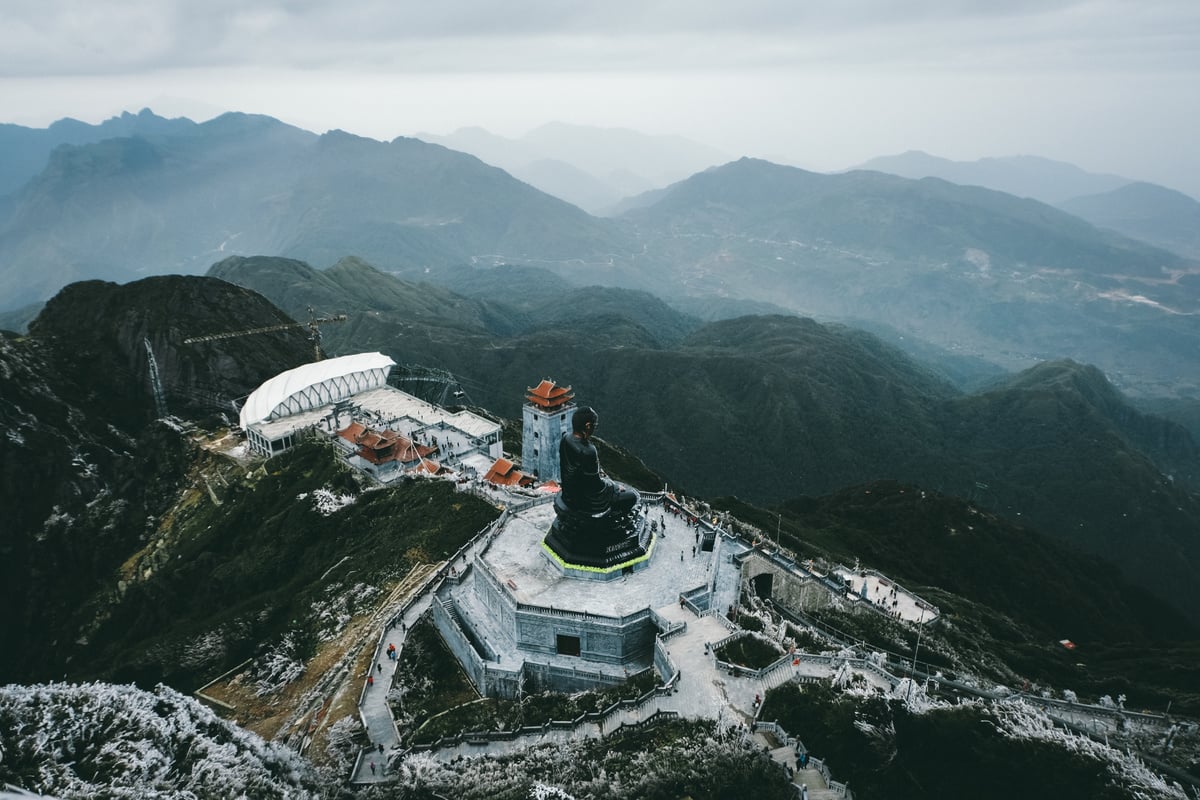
top-left (183, 307), bottom-right (347, 361)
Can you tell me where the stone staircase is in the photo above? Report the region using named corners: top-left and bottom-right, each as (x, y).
top-left (759, 660), bottom-right (799, 692)
top-left (757, 737), bottom-right (841, 799)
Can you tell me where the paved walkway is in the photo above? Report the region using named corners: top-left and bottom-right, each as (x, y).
top-left (351, 533), bottom-right (494, 784)
top-left (350, 496), bottom-right (876, 789)
top-left (406, 600), bottom-right (868, 776)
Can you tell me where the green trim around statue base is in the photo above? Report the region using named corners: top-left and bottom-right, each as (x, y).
top-left (541, 494), bottom-right (654, 580)
top-left (541, 530), bottom-right (656, 581)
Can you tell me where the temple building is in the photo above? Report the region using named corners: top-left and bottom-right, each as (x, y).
top-left (521, 378), bottom-right (574, 481)
top-left (482, 457), bottom-right (536, 489)
top-left (239, 353), bottom-right (502, 477)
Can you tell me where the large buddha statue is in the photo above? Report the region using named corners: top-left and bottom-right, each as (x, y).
top-left (558, 406), bottom-right (639, 516)
top-left (543, 406), bottom-right (649, 571)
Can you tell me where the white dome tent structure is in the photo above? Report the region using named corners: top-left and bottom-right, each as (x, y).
top-left (241, 352), bottom-right (396, 455)
top-left (238, 353), bottom-right (503, 477)
top-left (240, 352), bottom-right (396, 429)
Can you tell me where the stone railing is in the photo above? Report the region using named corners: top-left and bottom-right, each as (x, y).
top-left (408, 685), bottom-right (681, 753)
top-left (752, 720), bottom-right (852, 799)
top-left (648, 606), bottom-right (686, 638)
top-left (830, 563), bottom-right (940, 622)
top-left (1015, 694), bottom-right (1174, 728)
top-left (678, 586), bottom-right (709, 616)
top-left (701, 607), bottom-right (739, 632)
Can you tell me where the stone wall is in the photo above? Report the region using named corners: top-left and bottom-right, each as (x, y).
top-left (521, 402), bottom-right (572, 482)
top-left (739, 551), bottom-right (836, 616)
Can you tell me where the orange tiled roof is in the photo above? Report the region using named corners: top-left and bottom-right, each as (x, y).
top-left (525, 378), bottom-right (574, 410)
top-left (337, 421), bottom-right (368, 442)
top-left (413, 458), bottom-right (444, 474)
top-left (484, 457), bottom-right (527, 486)
top-left (340, 421), bottom-right (433, 465)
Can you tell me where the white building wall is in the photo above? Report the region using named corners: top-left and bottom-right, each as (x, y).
top-left (521, 403), bottom-right (574, 482)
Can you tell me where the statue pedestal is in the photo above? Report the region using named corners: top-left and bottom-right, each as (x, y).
top-left (541, 495), bottom-right (654, 581)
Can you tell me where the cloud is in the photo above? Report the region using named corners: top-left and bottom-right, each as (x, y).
top-left (2, 0), bottom-right (1195, 77)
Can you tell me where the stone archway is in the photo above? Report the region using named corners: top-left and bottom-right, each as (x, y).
top-left (751, 572), bottom-right (774, 600)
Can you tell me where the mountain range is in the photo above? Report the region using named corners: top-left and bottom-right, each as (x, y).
top-left (415, 122), bottom-right (731, 215)
top-left (3, 110), bottom-right (1197, 403)
top-left (855, 150), bottom-right (1200, 261)
top-left (1059, 182), bottom-right (1200, 261)
top-left (852, 150), bottom-right (1135, 205)
top-left (0, 111), bottom-right (625, 311)
top-left (3, 273), bottom-right (1198, 796)
top-left (614, 157), bottom-right (1199, 397)
top-left (206, 255), bottom-right (1200, 629)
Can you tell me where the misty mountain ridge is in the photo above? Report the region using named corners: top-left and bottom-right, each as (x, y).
top-left (0, 107), bottom-right (200, 198)
top-left (857, 150), bottom-right (1200, 261)
top-left (853, 150), bottom-right (1137, 205)
top-left (618, 157), bottom-right (1199, 397)
top-left (209, 254), bottom-right (1200, 627)
top-left (414, 121), bottom-right (731, 214)
top-left (0, 112), bottom-right (630, 309)
top-left (1059, 181), bottom-right (1200, 260)
top-left (2, 109), bottom-right (1197, 401)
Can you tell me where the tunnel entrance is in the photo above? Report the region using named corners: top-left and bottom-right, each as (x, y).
top-left (751, 572), bottom-right (774, 600)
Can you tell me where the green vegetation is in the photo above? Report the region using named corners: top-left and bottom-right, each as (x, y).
top-left (82, 439), bottom-right (499, 688)
top-left (394, 616), bottom-right (659, 745)
top-left (761, 683), bottom-right (1145, 800)
top-left (364, 718), bottom-right (796, 800)
top-left (715, 486), bottom-right (1200, 716)
top-left (717, 481), bottom-right (1198, 639)
top-left (714, 634), bottom-right (783, 670)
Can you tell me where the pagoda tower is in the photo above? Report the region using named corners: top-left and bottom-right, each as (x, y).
top-left (522, 378), bottom-right (575, 481)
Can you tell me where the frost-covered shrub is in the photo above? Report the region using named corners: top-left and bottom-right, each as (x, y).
top-left (322, 714), bottom-right (363, 776)
top-left (396, 720), bottom-right (794, 800)
top-left (249, 630), bottom-right (309, 696)
top-left (309, 581), bottom-right (380, 641)
top-left (0, 682), bottom-right (323, 799)
top-left (298, 486), bottom-right (356, 516)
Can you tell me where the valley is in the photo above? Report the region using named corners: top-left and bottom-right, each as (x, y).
top-left (0, 109), bottom-right (1199, 798)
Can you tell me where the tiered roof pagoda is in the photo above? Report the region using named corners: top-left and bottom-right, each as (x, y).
top-left (525, 379), bottom-right (574, 411)
top-left (522, 378), bottom-right (576, 483)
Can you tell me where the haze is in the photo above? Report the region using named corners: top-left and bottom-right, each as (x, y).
top-left (1, 0), bottom-right (1198, 194)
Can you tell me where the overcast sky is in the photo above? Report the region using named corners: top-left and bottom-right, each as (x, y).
top-left (2, 0), bottom-right (1197, 192)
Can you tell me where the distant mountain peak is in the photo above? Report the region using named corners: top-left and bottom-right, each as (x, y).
top-left (853, 150), bottom-right (1131, 205)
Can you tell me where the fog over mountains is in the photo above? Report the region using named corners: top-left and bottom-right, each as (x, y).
top-left (416, 122), bottom-right (732, 215)
top-left (2, 107), bottom-right (1200, 798)
top-left (2, 110), bottom-right (1197, 400)
top-left (856, 150), bottom-right (1200, 261)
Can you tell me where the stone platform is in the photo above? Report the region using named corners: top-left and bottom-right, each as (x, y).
top-left (541, 501), bottom-right (656, 580)
top-left (437, 499), bottom-right (746, 690)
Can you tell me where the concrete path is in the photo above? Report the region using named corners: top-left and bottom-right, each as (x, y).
top-left (755, 738), bottom-right (836, 799)
top-left (351, 497), bottom-right (870, 790)
top-left (351, 533), bottom-right (494, 784)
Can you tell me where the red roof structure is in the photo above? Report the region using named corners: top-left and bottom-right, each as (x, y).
top-left (337, 422), bottom-right (436, 465)
top-left (413, 458), bottom-right (445, 475)
top-left (483, 457), bottom-right (535, 487)
top-left (525, 378), bottom-right (574, 411)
